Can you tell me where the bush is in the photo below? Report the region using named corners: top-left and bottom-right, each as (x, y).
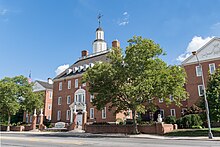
top-left (177, 114), bottom-right (203, 129)
top-left (164, 116), bottom-right (176, 124)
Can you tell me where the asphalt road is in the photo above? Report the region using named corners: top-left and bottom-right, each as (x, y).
top-left (1, 133), bottom-right (220, 147)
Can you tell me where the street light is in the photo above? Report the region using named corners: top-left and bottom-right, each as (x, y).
top-left (192, 51), bottom-right (213, 139)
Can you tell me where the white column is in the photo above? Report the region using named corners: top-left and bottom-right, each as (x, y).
top-left (74, 104), bottom-right (77, 113)
top-left (33, 109), bottom-right (37, 116)
top-left (40, 108), bottom-right (43, 116)
top-left (70, 108), bottom-right (73, 123)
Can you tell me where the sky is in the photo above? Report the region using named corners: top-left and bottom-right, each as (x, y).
top-left (1, 0), bottom-right (220, 81)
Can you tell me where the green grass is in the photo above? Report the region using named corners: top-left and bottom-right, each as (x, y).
top-left (164, 128), bottom-right (220, 137)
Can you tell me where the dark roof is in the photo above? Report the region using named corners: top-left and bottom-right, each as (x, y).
top-left (36, 80), bottom-right (53, 89)
top-left (96, 27), bottom-right (103, 31)
top-left (54, 51), bottom-right (110, 80)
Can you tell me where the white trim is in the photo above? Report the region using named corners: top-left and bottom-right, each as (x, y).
top-left (170, 95), bottom-right (174, 102)
top-left (58, 97), bottom-right (62, 105)
top-left (209, 63), bottom-right (216, 74)
top-left (182, 108), bottom-right (187, 115)
top-left (49, 91), bottom-right (53, 99)
top-left (67, 95), bottom-right (71, 104)
top-left (90, 94), bottom-right (94, 102)
top-left (196, 66), bottom-right (202, 77)
top-left (102, 107), bottom-right (106, 119)
top-left (59, 82), bottom-right (62, 91)
top-left (159, 98), bottom-right (164, 103)
top-left (90, 108), bottom-right (94, 119)
top-left (57, 110), bottom-right (61, 121)
top-left (198, 85), bottom-right (204, 96)
top-left (170, 109), bottom-right (176, 117)
top-left (75, 79), bottom-right (78, 88)
top-left (68, 80), bottom-right (71, 89)
top-left (66, 110), bottom-right (70, 120)
top-left (48, 104), bottom-right (52, 110)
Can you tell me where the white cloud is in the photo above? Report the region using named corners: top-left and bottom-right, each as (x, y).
top-left (55, 64), bottom-right (69, 76)
top-left (177, 36), bottom-right (214, 62)
top-left (118, 11), bottom-right (129, 26)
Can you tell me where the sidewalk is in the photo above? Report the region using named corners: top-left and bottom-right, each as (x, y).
top-left (1, 131), bottom-right (220, 141)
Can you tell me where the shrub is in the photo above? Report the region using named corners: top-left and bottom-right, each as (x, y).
top-left (177, 114), bottom-right (203, 129)
top-left (164, 115), bottom-right (176, 124)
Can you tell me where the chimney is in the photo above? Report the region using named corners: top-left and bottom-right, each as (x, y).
top-left (47, 78), bottom-right (53, 84)
top-left (82, 50), bottom-right (88, 57)
top-left (112, 40), bottom-right (120, 48)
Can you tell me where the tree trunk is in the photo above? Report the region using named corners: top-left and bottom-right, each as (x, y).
top-left (132, 109), bottom-right (138, 134)
top-left (7, 113), bottom-right (11, 132)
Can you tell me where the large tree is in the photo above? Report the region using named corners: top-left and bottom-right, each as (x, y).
top-left (0, 75), bottom-right (43, 131)
top-left (83, 36), bottom-right (187, 133)
top-left (206, 67), bottom-right (220, 122)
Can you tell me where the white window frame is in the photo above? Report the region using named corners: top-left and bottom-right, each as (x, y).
top-left (160, 109), bottom-right (164, 118)
top-left (57, 110), bottom-right (61, 121)
top-left (182, 108), bottom-right (187, 115)
top-left (170, 95), bottom-right (174, 102)
top-left (48, 115), bottom-right (51, 120)
top-left (90, 108), bottom-right (94, 119)
top-left (67, 95), bottom-right (71, 104)
top-left (66, 110), bottom-right (70, 120)
top-left (170, 109), bottom-right (176, 117)
top-left (102, 107), bottom-right (106, 119)
top-left (198, 85), bottom-right (204, 96)
top-left (209, 63), bottom-right (216, 74)
top-left (58, 97), bottom-right (62, 105)
top-left (59, 82), bottom-right (62, 91)
top-left (159, 98), bottom-right (164, 103)
top-left (49, 91), bottom-right (53, 99)
top-left (90, 94), bottom-right (94, 102)
top-left (75, 79), bottom-right (78, 88)
top-left (48, 104), bottom-right (52, 110)
top-left (82, 82), bottom-right (86, 87)
top-left (68, 80), bottom-right (71, 89)
top-left (196, 66), bottom-right (202, 77)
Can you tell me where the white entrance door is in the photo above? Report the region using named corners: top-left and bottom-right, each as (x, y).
top-left (76, 114), bottom-right (82, 126)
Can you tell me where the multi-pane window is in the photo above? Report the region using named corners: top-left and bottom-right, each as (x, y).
top-left (59, 82), bottom-right (62, 91)
top-left (66, 110), bottom-right (70, 120)
top-left (68, 80), bottom-right (71, 89)
top-left (75, 79), bottom-right (78, 88)
top-left (90, 94), bottom-right (94, 102)
top-left (196, 66), bottom-right (202, 77)
top-left (67, 95), bottom-right (71, 104)
top-left (170, 109), bottom-right (176, 117)
top-left (90, 108), bottom-right (94, 119)
top-left (57, 110), bottom-right (61, 121)
top-left (160, 109), bottom-right (164, 118)
top-left (58, 97), bottom-right (62, 105)
top-left (75, 94), bottom-right (85, 103)
top-left (102, 107), bottom-right (106, 119)
top-left (49, 91), bottom-right (53, 99)
top-left (209, 63), bottom-right (215, 74)
top-left (198, 85), bottom-right (204, 96)
top-left (159, 98), bottom-right (164, 103)
top-left (48, 104), bottom-right (52, 110)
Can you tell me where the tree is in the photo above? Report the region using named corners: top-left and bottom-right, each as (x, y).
top-left (0, 75), bottom-right (43, 131)
top-left (83, 36), bottom-right (187, 133)
top-left (205, 67), bottom-right (220, 122)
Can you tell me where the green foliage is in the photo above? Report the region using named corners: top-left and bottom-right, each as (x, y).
top-left (164, 115), bottom-right (176, 124)
top-left (176, 114), bottom-right (203, 129)
top-left (83, 36), bottom-right (187, 133)
top-left (205, 67), bottom-right (220, 122)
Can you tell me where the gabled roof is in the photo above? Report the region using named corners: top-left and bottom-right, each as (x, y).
top-left (54, 50), bottom-right (110, 80)
top-left (182, 37), bottom-right (220, 65)
top-left (35, 80), bottom-right (53, 90)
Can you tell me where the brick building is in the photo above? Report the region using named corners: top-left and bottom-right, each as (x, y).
top-left (23, 78), bottom-right (53, 123)
top-left (51, 26), bottom-right (127, 126)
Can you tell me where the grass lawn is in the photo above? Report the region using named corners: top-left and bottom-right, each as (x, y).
top-left (164, 128), bottom-right (220, 137)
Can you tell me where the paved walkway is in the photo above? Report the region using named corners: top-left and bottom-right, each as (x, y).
top-left (1, 131), bottom-right (220, 141)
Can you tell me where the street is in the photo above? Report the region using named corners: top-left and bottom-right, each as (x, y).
top-left (1, 133), bottom-right (220, 147)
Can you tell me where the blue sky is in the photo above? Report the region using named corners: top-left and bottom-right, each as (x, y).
top-left (1, 0), bottom-right (220, 81)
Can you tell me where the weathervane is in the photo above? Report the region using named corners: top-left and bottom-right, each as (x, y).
top-left (97, 13), bottom-right (103, 28)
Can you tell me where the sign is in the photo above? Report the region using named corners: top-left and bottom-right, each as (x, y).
top-left (55, 122), bottom-right (65, 128)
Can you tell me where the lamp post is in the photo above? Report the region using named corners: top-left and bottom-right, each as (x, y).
top-left (192, 51), bottom-right (213, 139)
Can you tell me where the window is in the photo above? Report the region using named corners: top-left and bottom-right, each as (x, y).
top-left (59, 82), bottom-right (62, 91)
top-left (90, 108), bottom-right (94, 119)
top-left (68, 80), bottom-right (71, 89)
top-left (170, 109), bottom-right (176, 117)
top-left (66, 110), bottom-right (70, 120)
top-left (159, 98), bottom-right (164, 103)
top-left (196, 66), bottom-right (202, 77)
top-left (48, 115), bottom-right (51, 120)
top-left (90, 94), bottom-right (94, 102)
top-left (49, 91), bottom-right (53, 99)
top-left (26, 113), bottom-right (29, 123)
top-left (209, 63), bottom-right (215, 74)
top-left (57, 110), bottom-right (61, 121)
top-left (160, 109), bottom-right (164, 118)
top-left (75, 93), bottom-right (85, 103)
top-left (170, 95), bottom-right (174, 102)
top-left (58, 97), bottom-right (62, 105)
top-left (82, 82), bottom-right (86, 87)
top-left (75, 79), bottom-right (78, 88)
top-left (102, 107), bottom-right (106, 119)
top-left (48, 104), bottom-right (52, 110)
top-left (198, 85), bottom-right (204, 96)
top-left (182, 108), bottom-right (187, 115)
top-left (67, 95), bottom-right (71, 104)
